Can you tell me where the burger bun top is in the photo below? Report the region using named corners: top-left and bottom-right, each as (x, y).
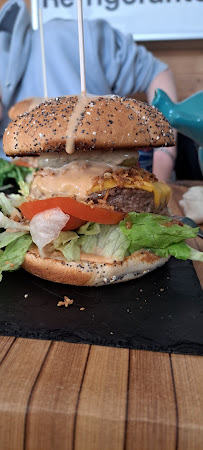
top-left (4, 95), bottom-right (175, 157)
top-left (8, 97), bottom-right (45, 120)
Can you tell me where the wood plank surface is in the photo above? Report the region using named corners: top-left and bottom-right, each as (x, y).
top-left (75, 345), bottom-right (129, 450)
top-left (25, 342), bottom-right (90, 450)
top-left (0, 335), bottom-right (15, 363)
top-left (125, 351), bottom-right (177, 450)
top-left (171, 354), bottom-right (203, 450)
top-left (0, 343), bottom-right (202, 450)
top-left (0, 338), bottom-right (51, 450)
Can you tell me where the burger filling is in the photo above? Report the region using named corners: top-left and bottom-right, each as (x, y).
top-left (0, 153), bottom-right (202, 282)
top-left (28, 156), bottom-right (171, 215)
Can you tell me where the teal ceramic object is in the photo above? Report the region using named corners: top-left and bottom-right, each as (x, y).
top-left (152, 89), bottom-right (203, 174)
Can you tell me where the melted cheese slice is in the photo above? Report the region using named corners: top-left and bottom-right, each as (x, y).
top-left (91, 179), bottom-right (171, 208)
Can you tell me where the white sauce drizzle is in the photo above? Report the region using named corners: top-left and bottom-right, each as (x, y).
top-left (65, 94), bottom-right (119, 155)
top-left (65, 95), bottom-right (90, 154)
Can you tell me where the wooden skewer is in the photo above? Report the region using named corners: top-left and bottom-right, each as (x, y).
top-left (31, 0), bottom-right (39, 31)
top-left (39, 7), bottom-right (48, 99)
top-left (65, 0), bottom-right (89, 154)
top-left (77, 0), bottom-right (86, 96)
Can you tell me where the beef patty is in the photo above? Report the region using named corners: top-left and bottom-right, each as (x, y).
top-left (89, 188), bottom-right (168, 215)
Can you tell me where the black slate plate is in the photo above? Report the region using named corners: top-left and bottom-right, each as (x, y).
top-left (0, 257), bottom-right (203, 355)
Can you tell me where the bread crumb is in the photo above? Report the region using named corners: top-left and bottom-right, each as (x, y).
top-left (80, 307), bottom-right (85, 311)
top-left (24, 294), bottom-right (29, 299)
top-left (57, 296), bottom-right (74, 308)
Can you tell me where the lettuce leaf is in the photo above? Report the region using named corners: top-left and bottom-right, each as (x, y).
top-left (0, 234), bottom-right (32, 281)
top-left (53, 230), bottom-right (78, 248)
top-left (150, 241), bottom-right (203, 262)
top-left (119, 212), bottom-right (203, 261)
top-left (0, 231), bottom-right (28, 249)
top-left (6, 193), bottom-right (26, 208)
top-left (0, 208), bottom-right (202, 282)
top-left (0, 193), bottom-right (14, 215)
top-left (29, 208), bottom-right (69, 257)
top-left (18, 180), bottom-right (31, 197)
top-left (0, 211), bottom-right (30, 231)
top-left (58, 238), bottom-right (81, 261)
top-left (79, 224), bottom-right (130, 260)
top-left (53, 230), bottom-right (80, 261)
top-left (0, 158), bottom-right (33, 190)
top-left (54, 223), bottom-right (130, 261)
top-left (0, 192), bottom-right (26, 219)
top-left (77, 222), bottom-right (101, 235)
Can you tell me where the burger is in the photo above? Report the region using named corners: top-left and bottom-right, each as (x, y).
top-left (8, 97), bottom-right (44, 120)
top-left (1, 95), bottom-right (202, 285)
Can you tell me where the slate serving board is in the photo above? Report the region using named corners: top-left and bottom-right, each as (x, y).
top-left (0, 257), bottom-right (202, 355)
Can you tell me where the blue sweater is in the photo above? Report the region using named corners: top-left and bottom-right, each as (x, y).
top-left (0, 0), bottom-right (167, 163)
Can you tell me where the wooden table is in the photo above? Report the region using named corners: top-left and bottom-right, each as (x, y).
top-left (0, 184), bottom-right (202, 450)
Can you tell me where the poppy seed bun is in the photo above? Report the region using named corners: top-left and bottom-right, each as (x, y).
top-left (8, 97), bottom-right (45, 120)
top-left (4, 95), bottom-right (174, 157)
top-left (22, 246), bottom-right (169, 286)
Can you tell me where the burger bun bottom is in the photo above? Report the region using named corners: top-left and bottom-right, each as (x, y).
top-left (22, 248), bottom-right (169, 286)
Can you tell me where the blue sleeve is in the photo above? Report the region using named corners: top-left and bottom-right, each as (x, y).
top-left (88, 20), bottom-right (168, 96)
top-left (0, 0), bottom-right (31, 108)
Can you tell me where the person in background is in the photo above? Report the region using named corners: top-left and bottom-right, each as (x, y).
top-left (0, 0), bottom-right (177, 182)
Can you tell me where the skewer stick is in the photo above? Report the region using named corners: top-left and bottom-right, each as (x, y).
top-left (39, 7), bottom-right (48, 99)
top-left (31, 0), bottom-right (39, 31)
top-left (77, 0), bottom-right (86, 96)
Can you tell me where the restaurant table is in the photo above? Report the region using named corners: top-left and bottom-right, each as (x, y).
top-left (0, 183), bottom-right (202, 450)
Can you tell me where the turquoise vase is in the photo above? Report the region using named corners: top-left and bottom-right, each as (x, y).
top-left (152, 89), bottom-right (203, 174)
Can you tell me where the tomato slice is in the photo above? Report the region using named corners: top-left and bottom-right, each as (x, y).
top-left (20, 197), bottom-right (124, 225)
top-left (62, 216), bottom-right (86, 231)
